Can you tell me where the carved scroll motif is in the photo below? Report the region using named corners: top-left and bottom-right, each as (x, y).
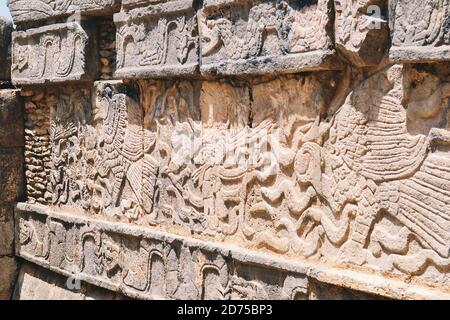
top-left (114, 0), bottom-right (199, 79)
top-left (16, 205), bottom-right (315, 300)
top-left (11, 23), bottom-right (97, 85)
top-left (7, 0), bottom-right (120, 24)
top-left (199, 0), bottom-right (341, 76)
top-left (390, 0), bottom-right (450, 62)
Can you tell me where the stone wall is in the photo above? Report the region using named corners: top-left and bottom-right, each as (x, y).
top-left (1, 0), bottom-right (450, 300)
top-left (0, 17), bottom-right (21, 300)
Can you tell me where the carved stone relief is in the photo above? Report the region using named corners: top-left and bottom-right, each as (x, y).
top-left (11, 22), bottom-right (99, 85)
top-left (199, 0), bottom-right (341, 76)
top-left (19, 63), bottom-right (450, 291)
top-left (114, 0), bottom-right (199, 79)
top-left (16, 205), bottom-right (319, 300)
top-left (390, 0), bottom-right (450, 62)
top-left (7, 0), bottom-right (120, 24)
top-left (334, 0), bottom-right (389, 66)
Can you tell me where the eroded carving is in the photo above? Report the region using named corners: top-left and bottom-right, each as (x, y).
top-left (199, 0), bottom-right (340, 76)
top-left (390, 0), bottom-right (450, 62)
top-left (11, 23), bottom-right (98, 85)
top-left (114, 0), bottom-right (199, 78)
top-left (7, 0), bottom-right (120, 24)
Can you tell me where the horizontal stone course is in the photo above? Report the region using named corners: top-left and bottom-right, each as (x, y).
top-left (15, 203), bottom-right (450, 300)
top-left (7, 0), bottom-right (121, 24)
top-left (389, 0), bottom-right (450, 63)
top-left (11, 22), bottom-right (99, 85)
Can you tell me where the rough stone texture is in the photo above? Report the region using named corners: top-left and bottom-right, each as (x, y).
top-left (0, 258), bottom-right (18, 299)
top-left (0, 148), bottom-right (24, 204)
top-left (114, 0), bottom-right (199, 79)
top-left (11, 22), bottom-right (100, 85)
top-left (0, 206), bottom-right (15, 256)
top-left (390, 0), bottom-right (450, 62)
top-left (3, 0), bottom-right (450, 301)
top-left (0, 18), bottom-right (12, 81)
top-left (335, 0), bottom-right (389, 66)
top-left (7, 0), bottom-right (121, 25)
top-left (14, 262), bottom-right (128, 300)
top-left (0, 90), bottom-right (24, 148)
top-left (199, 0), bottom-right (342, 76)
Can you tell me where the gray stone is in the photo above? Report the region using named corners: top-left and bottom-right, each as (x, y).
top-left (0, 89), bottom-right (24, 148)
top-left (390, 0), bottom-right (450, 62)
top-left (0, 18), bottom-right (12, 81)
top-left (11, 22), bottom-right (99, 85)
top-left (7, 0), bottom-right (121, 24)
top-left (114, 0), bottom-right (199, 79)
top-left (199, 0), bottom-right (342, 76)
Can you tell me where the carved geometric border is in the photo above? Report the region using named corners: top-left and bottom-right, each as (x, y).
top-left (15, 203), bottom-right (450, 300)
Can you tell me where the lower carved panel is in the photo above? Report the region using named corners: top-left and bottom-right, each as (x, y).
top-left (15, 203), bottom-right (450, 300)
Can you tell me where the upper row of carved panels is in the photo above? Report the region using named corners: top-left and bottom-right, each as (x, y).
top-left (7, 0), bottom-right (450, 85)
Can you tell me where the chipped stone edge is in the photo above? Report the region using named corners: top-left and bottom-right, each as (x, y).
top-left (389, 46), bottom-right (450, 63)
top-left (8, 0), bottom-right (121, 25)
top-left (11, 22), bottom-right (93, 86)
top-left (200, 49), bottom-right (343, 77)
top-left (114, 63), bottom-right (200, 80)
top-left (15, 202), bottom-right (450, 300)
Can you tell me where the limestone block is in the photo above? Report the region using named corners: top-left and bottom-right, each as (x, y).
top-left (0, 89), bottom-right (24, 148)
top-left (11, 22), bottom-right (99, 85)
top-left (114, 0), bottom-right (200, 79)
top-left (14, 204), bottom-right (311, 300)
top-left (13, 263), bottom-right (127, 300)
top-left (390, 0), bottom-right (450, 62)
top-left (199, 0), bottom-right (341, 76)
top-left (0, 205), bottom-right (14, 256)
top-left (334, 0), bottom-right (389, 67)
top-left (0, 257), bottom-right (18, 300)
top-left (0, 148), bottom-right (24, 204)
top-left (15, 203), bottom-right (450, 300)
top-left (7, 0), bottom-right (120, 24)
top-left (0, 18), bottom-right (12, 81)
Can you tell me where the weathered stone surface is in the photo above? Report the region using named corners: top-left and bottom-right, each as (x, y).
top-left (0, 18), bottom-right (12, 81)
top-left (0, 148), bottom-right (24, 204)
top-left (0, 206), bottom-right (14, 256)
top-left (14, 262), bottom-right (128, 300)
top-left (11, 23), bottom-right (99, 85)
top-left (17, 203), bottom-right (450, 300)
top-left (0, 257), bottom-right (18, 300)
top-left (7, 0), bottom-right (120, 24)
top-left (0, 89), bottom-right (24, 148)
top-left (390, 0), bottom-right (450, 62)
top-left (114, 0), bottom-right (199, 79)
top-left (199, 0), bottom-right (341, 76)
top-left (335, 0), bottom-right (389, 66)
top-left (19, 63), bottom-right (450, 298)
top-left (6, 0), bottom-right (450, 301)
